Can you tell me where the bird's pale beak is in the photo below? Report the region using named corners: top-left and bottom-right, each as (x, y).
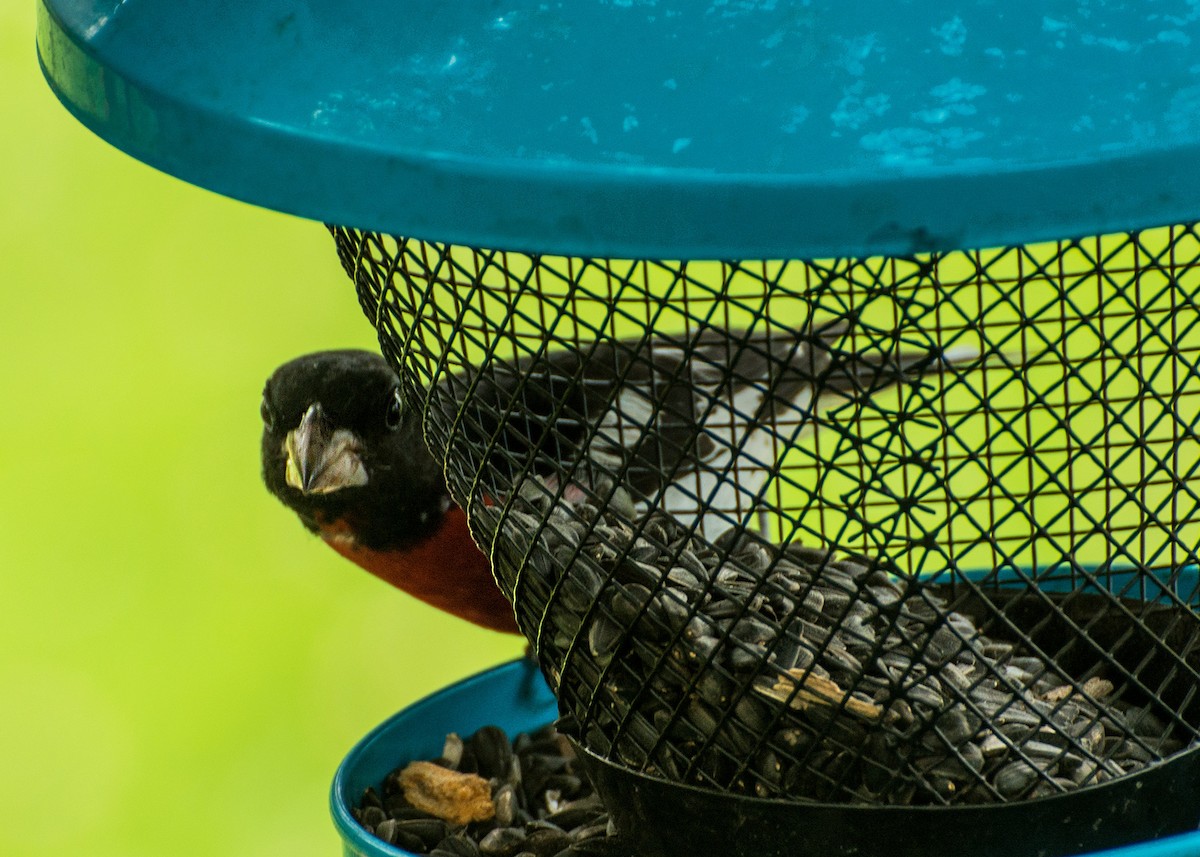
top-left (284, 403), bottom-right (369, 494)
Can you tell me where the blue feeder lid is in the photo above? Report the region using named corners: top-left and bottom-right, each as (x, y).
top-left (37, 0), bottom-right (1200, 259)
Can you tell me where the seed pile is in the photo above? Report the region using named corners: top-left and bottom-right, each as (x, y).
top-left (475, 483), bottom-right (1187, 806)
top-left (354, 724), bottom-right (631, 857)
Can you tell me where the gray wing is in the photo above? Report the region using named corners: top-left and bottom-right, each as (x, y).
top-left (444, 319), bottom-right (979, 530)
top-left (570, 319), bottom-right (849, 503)
top-left (572, 319), bottom-right (982, 533)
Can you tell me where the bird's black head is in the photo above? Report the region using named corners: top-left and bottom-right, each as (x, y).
top-left (260, 350), bottom-right (451, 551)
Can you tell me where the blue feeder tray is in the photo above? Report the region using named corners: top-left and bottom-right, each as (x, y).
top-left (333, 659), bottom-right (1200, 857)
top-left (331, 660), bottom-right (558, 857)
top-left (35, 0), bottom-right (1200, 258)
top-left (334, 568), bottom-right (1200, 857)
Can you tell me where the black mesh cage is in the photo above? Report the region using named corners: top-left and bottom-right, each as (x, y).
top-left (330, 225), bottom-right (1200, 808)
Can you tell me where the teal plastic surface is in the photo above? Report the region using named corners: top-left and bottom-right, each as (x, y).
top-left (37, 0), bottom-right (1200, 258)
top-left (331, 658), bottom-right (1200, 857)
top-left (330, 660), bottom-right (558, 857)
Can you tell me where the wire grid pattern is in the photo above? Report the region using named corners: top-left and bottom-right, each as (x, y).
top-left (330, 223), bottom-right (1200, 806)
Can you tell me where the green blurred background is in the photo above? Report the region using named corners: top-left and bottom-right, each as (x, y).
top-left (1, 4), bottom-right (523, 856)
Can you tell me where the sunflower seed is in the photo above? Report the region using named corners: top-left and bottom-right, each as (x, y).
top-left (610, 584), bottom-right (653, 627)
top-left (398, 818), bottom-right (451, 850)
top-left (480, 828), bottom-right (529, 857)
top-left (587, 616), bottom-right (622, 662)
top-left (728, 642), bottom-right (768, 672)
top-left (361, 805), bottom-right (387, 828)
top-left (436, 836), bottom-right (481, 857)
top-left (666, 567), bottom-right (703, 592)
top-left (935, 708), bottom-right (976, 746)
top-left (525, 826), bottom-right (572, 857)
top-left (442, 734), bottom-right (465, 769)
top-left (494, 784), bottom-right (517, 827)
top-left (374, 818), bottom-right (399, 845)
top-left (994, 760), bottom-right (1041, 798)
top-left (473, 726), bottom-right (515, 780)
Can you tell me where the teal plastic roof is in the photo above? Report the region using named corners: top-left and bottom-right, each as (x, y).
top-left (37, 0), bottom-right (1200, 258)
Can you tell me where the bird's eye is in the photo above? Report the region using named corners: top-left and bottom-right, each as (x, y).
top-left (260, 394), bottom-right (275, 430)
top-left (385, 389), bottom-right (403, 430)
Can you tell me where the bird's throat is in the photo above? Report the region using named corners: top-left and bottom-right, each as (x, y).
top-left (318, 507), bottom-right (520, 634)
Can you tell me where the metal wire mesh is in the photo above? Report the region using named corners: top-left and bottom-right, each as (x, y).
top-left (330, 224), bottom-right (1200, 807)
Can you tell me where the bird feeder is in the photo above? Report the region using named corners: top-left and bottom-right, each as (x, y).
top-left (38, 2), bottom-right (1200, 856)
